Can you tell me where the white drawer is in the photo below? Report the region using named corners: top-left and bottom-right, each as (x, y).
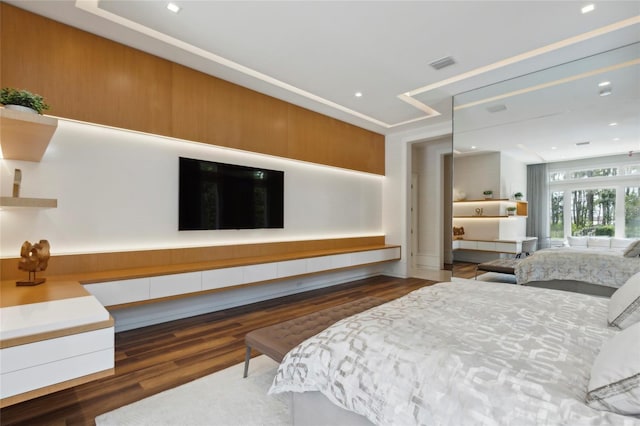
top-left (306, 255), bottom-right (334, 274)
top-left (329, 253), bottom-right (352, 269)
top-left (243, 263), bottom-right (278, 283)
top-left (84, 278), bottom-right (150, 306)
top-left (149, 272), bottom-right (201, 299)
top-left (476, 241), bottom-right (496, 251)
top-left (495, 242), bottom-right (517, 253)
top-left (277, 259), bottom-right (307, 278)
top-left (1, 347), bottom-right (113, 399)
top-left (458, 240), bottom-right (477, 250)
top-left (202, 267), bottom-right (244, 291)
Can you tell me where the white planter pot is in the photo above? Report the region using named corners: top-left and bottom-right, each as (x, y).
top-left (4, 104), bottom-right (38, 114)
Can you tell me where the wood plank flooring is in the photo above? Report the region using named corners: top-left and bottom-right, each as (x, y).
top-left (0, 275), bottom-right (437, 426)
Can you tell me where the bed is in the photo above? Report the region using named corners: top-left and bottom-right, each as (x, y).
top-left (515, 246), bottom-right (640, 289)
top-left (269, 279), bottom-right (640, 425)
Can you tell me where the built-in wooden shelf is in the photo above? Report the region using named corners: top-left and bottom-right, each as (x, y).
top-left (454, 198), bottom-right (511, 202)
top-left (0, 197), bottom-right (57, 208)
top-left (0, 108), bottom-right (58, 162)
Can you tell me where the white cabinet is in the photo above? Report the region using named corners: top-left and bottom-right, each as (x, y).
top-left (85, 247), bottom-right (400, 307)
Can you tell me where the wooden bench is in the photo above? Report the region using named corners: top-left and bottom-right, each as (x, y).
top-left (475, 258), bottom-right (521, 279)
top-left (243, 296), bottom-right (384, 377)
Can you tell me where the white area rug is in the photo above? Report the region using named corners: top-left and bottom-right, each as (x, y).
top-left (95, 355), bottom-right (290, 426)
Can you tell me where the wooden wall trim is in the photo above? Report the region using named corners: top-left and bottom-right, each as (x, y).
top-left (0, 236), bottom-right (386, 281)
top-left (0, 3), bottom-right (385, 175)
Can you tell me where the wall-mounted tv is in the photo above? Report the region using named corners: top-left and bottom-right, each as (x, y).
top-left (179, 157), bottom-right (284, 230)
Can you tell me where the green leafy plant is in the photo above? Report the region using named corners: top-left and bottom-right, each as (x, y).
top-left (506, 206), bottom-right (517, 211)
top-left (0, 88), bottom-right (50, 114)
top-left (483, 190), bottom-right (493, 195)
top-left (514, 192), bottom-right (523, 198)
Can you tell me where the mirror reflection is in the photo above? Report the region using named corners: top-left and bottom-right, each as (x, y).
top-left (452, 42), bottom-right (640, 281)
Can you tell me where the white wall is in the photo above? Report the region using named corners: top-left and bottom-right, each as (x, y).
top-left (0, 119), bottom-right (383, 256)
top-left (383, 121), bottom-right (452, 278)
top-left (412, 137), bottom-right (451, 270)
top-left (500, 152), bottom-right (527, 199)
top-left (453, 152), bottom-right (500, 199)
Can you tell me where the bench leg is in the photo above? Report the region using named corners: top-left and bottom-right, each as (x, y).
top-left (243, 345), bottom-right (251, 378)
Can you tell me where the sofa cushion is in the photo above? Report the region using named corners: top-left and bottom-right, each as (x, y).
top-left (588, 237), bottom-right (611, 249)
top-left (611, 238), bottom-right (635, 249)
top-left (567, 236), bottom-right (588, 247)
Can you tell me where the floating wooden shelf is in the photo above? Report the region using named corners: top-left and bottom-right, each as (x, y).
top-left (0, 108), bottom-right (58, 162)
top-left (0, 197), bottom-right (57, 208)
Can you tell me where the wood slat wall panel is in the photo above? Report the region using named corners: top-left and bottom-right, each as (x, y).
top-left (0, 236), bottom-right (386, 281)
top-left (0, 4), bottom-right (385, 174)
top-left (0, 4), bottom-right (173, 136)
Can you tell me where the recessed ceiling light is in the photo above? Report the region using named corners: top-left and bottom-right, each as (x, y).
top-left (598, 81), bottom-right (611, 87)
top-left (471, 146), bottom-right (477, 149)
top-left (354, 92), bottom-right (363, 98)
top-left (167, 2), bottom-right (181, 13)
top-left (613, 137), bottom-right (621, 141)
top-left (581, 4), bottom-right (595, 14)
top-left (551, 147), bottom-right (558, 150)
top-left (609, 122), bottom-right (618, 126)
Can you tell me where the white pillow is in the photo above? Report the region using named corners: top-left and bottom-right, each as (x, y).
top-left (588, 237), bottom-right (611, 249)
top-left (623, 240), bottom-right (640, 258)
top-left (586, 321), bottom-right (640, 415)
top-left (567, 236), bottom-right (588, 247)
top-left (608, 271), bottom-right (640, 329)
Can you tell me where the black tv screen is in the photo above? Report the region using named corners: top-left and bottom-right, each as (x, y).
top-left (179, 157), bottom-right (284, 230)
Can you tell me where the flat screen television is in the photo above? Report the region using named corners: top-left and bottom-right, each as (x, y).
top-left (179, 157), bottom-right (284, 230)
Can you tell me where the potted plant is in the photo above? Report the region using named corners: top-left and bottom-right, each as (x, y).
top-left (483, 190), bottom-right (493, 199)
top-left (506, 206), bottom-right (517, 216)
top-left (0, 88), bottom-right (50, 114)
top-left (514, 192), bottom-right (523, 200)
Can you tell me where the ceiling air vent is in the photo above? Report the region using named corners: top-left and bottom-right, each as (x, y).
top-left (429, 56), bottom-right (456, 70)
top-left (576, 141), bottom-right (591, 146)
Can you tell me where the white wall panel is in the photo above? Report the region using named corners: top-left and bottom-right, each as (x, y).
top-left (0, 119), bottom-right (383, 256)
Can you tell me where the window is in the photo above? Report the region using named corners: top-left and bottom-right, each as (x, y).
top-left (571, 189), bottom-right (615, 236)
top-left (626, 186), bottom-right (640, 238)
top-left (550, 191), bottom-right (564, 238)
top-left (548, 159), bottom-right (639, 239)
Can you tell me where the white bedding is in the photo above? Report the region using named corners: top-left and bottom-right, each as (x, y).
top-left (270, 281), bottom-right (640, 425)
top-left (515, 247), bottom-right (640, 288)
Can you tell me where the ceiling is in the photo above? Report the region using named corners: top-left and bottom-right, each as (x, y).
top-left (5, 0), bottom-right (640, 163)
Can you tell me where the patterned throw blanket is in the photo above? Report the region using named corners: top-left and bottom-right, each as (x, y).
top-left (270, 281), bottom-right (639, 425)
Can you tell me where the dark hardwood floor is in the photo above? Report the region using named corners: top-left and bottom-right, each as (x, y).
top-left (0, 275), bottom-right (437, 426)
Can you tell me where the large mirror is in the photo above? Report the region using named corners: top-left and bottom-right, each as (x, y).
top-left (451, 42), bottom-right (640, 280)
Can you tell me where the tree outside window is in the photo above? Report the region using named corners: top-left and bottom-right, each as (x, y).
top-left (571, 188), bottom-right (615, 236)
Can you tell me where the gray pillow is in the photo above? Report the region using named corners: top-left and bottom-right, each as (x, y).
top-left (608, 271), bottom-right (640, 329)
top-left (623, 239), bottom-right (640, 258)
